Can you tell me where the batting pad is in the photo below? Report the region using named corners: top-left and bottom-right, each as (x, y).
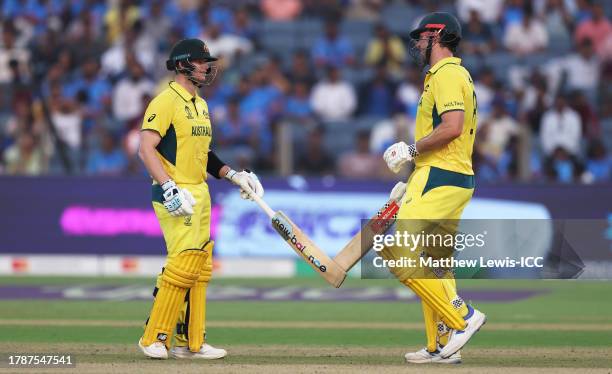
top-left (141, 249), bottom-right (207, 348)
top-left (187, 241), bottom-right (213, 352)
top-left (402, 278), bottom-right (466, 331)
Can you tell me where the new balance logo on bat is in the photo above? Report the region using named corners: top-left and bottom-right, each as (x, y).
top-left (272, 214), bottom-right (327, 273)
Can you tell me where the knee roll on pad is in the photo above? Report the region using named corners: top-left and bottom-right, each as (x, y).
top-left (162, 250), bottom-right (208, 289)
top-left (198, 241), bottom-right (214, 283)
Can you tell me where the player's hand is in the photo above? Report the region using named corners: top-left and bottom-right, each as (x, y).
top-left (383, 142), bottom-right (419, 173)
top-left (389, 181), bottom-right (406, 201)
top-left (161, 179), bottom-right (196, 217)
top-left (225, 169), bottom-right (264, 200)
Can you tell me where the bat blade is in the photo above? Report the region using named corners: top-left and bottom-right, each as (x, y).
top-left (272, 211), bottom-right (346, 288)
top-left (334, 198), bottom-right (401, 271)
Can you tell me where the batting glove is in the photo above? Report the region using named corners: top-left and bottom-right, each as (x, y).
top-left (161, 179), bottom-right (196, 217)
top-left (389, 181), bottom-right (407, 202)
top-left (383, 142), bottom-right (419, 173)
top-left (225, 169), bottom-right (264, 201)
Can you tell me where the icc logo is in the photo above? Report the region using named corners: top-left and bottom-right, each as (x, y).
top-left (184, 106), bottom-right (194, 119)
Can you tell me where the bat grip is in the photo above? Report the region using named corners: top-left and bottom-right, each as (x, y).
top-left (248, 190), bottom-right (276, 218)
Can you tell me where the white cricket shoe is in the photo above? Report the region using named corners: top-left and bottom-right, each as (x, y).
top-left (138, 338), bottom-right (168, 359)
top-left (405, 347), bottom-right (462, 364)
top-left (440, 305), bottom-right (486, 359)
top-left (170, 343), bottom-right (227, 359)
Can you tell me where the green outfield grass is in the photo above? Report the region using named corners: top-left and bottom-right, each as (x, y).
top-left (0, 276), bottom-right (611, 372)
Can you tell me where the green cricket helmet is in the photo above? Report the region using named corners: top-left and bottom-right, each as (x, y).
top-left (166, 38), bottom-right (219, 86)
top-left (408, 12), bottom-right (462, 68)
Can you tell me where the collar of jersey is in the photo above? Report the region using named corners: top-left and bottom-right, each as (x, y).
top-left (169, 81), bottom-right (198, 102)
top-left (427, 56), bottom-right (462, 75)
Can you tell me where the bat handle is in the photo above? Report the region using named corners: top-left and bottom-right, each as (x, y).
top-left (247, 189), bottom-right (276, 218)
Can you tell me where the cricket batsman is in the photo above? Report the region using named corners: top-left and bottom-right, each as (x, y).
top-left (381, 13), bottom-right (486, 363)
top-left (137, 38), bottom-right (264, 359)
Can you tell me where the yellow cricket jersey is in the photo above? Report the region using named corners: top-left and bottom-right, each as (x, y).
top-left (141, 81), bottom-right (213, 184)
top-left (415, 57), bottom-right (478, 175)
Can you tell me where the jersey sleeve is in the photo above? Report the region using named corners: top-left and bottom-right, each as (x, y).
top-left (141, 95), bottom-right (173, 137)
top-left (432, 67), bottom-right (466, 115)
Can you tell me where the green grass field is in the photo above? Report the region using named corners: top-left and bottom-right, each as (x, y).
top-left (0, 276), bottom-right (611, 373)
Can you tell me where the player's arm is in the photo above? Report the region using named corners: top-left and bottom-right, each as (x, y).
top-left (138, 130), bottom-right (170, 185)
top-left (207, 149), bottom-right (264, 200)
top-left (414, 110), bottom-right (464, 154)
top-left (138, 129), bottom-right (196, 217)
top-left (383, 69), bottom-right (465, 173)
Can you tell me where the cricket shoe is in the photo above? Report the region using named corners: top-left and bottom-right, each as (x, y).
top-left (440, 305), bottom-right (486, 359)
top-left (170, 343), bottom-right (227, 359)
top-left (138, 338), bottom-right (168, 359)
top-left (404, 347), bottom-right (462, 364)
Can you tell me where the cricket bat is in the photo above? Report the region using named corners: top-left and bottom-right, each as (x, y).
top-left (247, 191), bottom-right (347, 288)
top-left (334, 197), bottom-right (402, 271)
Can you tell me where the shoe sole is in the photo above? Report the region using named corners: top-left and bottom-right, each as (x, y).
top-left (171, 351), bottom-right (227, 360)
top-left (441, 314), bottom-right (487, 359)
top-left (405, 357), bottom-right (462, 364)
top-left (138, 340), bottom-right (168, 360)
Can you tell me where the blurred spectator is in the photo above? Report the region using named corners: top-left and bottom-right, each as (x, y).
top-left (101, 22), bottom-right (155, 78)
top-left (501, 0), bottom-right (527, 27)
top-left (103, 0), bottom-right (141, 44)
top-left (296, 126), bottom-right (335, 175)
top-left (369, 112), bottom-right (412, 155)
top-left (64, 58), bottom-right (112, 120)
top-left (2, 132), bottom-right (47, 175)
top-left (358, 66), bottom-right (396, 117)
top-left (544, 146), bottom-right (582, 183)
top-left (479, 100), bottom-right (520, 161)
top-left (284, 81), bottom-right (314, 122)
top-left (230, 7), bottom-right (257, 41)
top-left (504, 5), bottom-right (549, 55)
top-left (563, 39), bottom-right (600, 94)
top-left (216, 96), bottom-right (256, 148)
top-left (112, 59), bottom-right (154, 123)
top-left (457, 0), bottom-right (504, 23)
top-left (310, 66), bottom-right (357, 121)
top-left (461, 9), bottom-right (496, 55)
top-left (540, 95), bottom-right (582, 156)
top-left (364, 24), bottom-right (406, 78)
top-left (302, 0), bottom-right (343, 19)
top-left (202, 23), bottom-right (253, 68)
top-left (519, 71), bottom-right (552, 132)
top-left (262, 56), bottom-right (291, 97)
top-left (338, 130), bottom-right (384, 178)
top-left (86, 130), bottom-right (127, 176)
top-left (569, 90), bottom-right (600, 138)
top-left (574, 3), bottom-right (611, 58)
top-left (142, 1), bottom-right (173, 47)
top-left (573, 0), bottom-right (594, 24)
top-left (261, 0), bottom-right (303, 21)
top-left (0, 25), bottom-right (31, 84)
top-left (345, 0), bottom-right (384, 22)
top-left (312, 20), bottom-right (356, 68)
top-left (396, 65), bottom-right (421, 119)
top-left (66, 11), bottom-right (108, 68)
top-left (583, 140), bottom-right (611, 182)
top-left (599, 61), bottom-right (612, 118)
top-left (474, 67), bottom-right (496, 121)
top-left (49, 94), bottom-right (82, 154)
top-left (286, 50), bottom-right (316, 87)
top-left (540, 0), bottom-right (573, 49)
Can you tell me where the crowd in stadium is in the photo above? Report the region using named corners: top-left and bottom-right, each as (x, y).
top-left (0, 0), bottom-right (611, 183)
